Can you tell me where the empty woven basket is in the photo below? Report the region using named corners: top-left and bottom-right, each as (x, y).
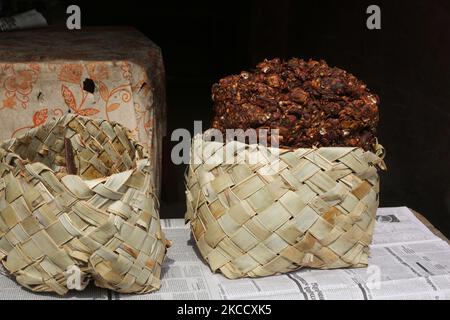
top-left (185, 134), bottom-right (386, 279)
top-left (0, 115), bottom-right (169, 295)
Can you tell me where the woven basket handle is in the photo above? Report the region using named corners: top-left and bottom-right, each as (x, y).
top-left (374, 139), bottom-right (387, 170)
top-left (374, 139), bottom-right (385, 159)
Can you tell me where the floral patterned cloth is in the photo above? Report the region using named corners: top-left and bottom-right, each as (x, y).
top-left (0, 27), bottom-right (166, 194)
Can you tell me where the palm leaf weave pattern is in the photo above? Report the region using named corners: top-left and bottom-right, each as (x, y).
top-left (185, 135), bottom-right (385, 279)
top-left (0, 115), bottom-right (169, 295)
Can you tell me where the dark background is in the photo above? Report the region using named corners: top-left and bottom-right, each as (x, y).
top-left (3, 0), bottom-right (450, 237)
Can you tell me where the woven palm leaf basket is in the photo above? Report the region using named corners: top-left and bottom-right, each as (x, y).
top-left (0, 114), bottom-right (169, 295)
top-left (185, 133), bottom-right (386, 279)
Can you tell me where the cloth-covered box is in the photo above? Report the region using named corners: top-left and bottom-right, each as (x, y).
top-left (0, 27), bottom-right (166, 194)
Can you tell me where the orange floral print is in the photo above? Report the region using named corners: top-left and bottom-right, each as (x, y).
top-left (2, 66), bottom-right (39, 109)
top-left (2, 96), bottom-right (16, 109)
top-left (120, 61), bottom-right (132, 81)
top-left (5, 70), bottom-right (36, 94)
top-left (96, 80), bottom-right (131, 121)
top-left (58, 64), bottom-right (83, 84)
top-left (11, 107), bottom-right (63, 137)
top-left (86, 62), bottom-right (109, 80)
top-left (60, 84), bottom-right (99, 116)
top-left (61, 84), bottom-right (77, 111)
top-left (33, 108), bottom-right (48, 126)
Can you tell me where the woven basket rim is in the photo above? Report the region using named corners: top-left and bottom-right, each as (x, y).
top-left (191, 133), bottom-right (386, 169)
top-left (0, 114), bottom-right (149, 178)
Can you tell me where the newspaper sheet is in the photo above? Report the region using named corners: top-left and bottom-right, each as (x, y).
top-left (118, 207), bottom-right (450, 300)
top-left (0, 10), bottom-right (47, 32)
top-left (0, 269), bottom-right (108, 300)
top-left (1, 207), bottom-right (449, 300)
